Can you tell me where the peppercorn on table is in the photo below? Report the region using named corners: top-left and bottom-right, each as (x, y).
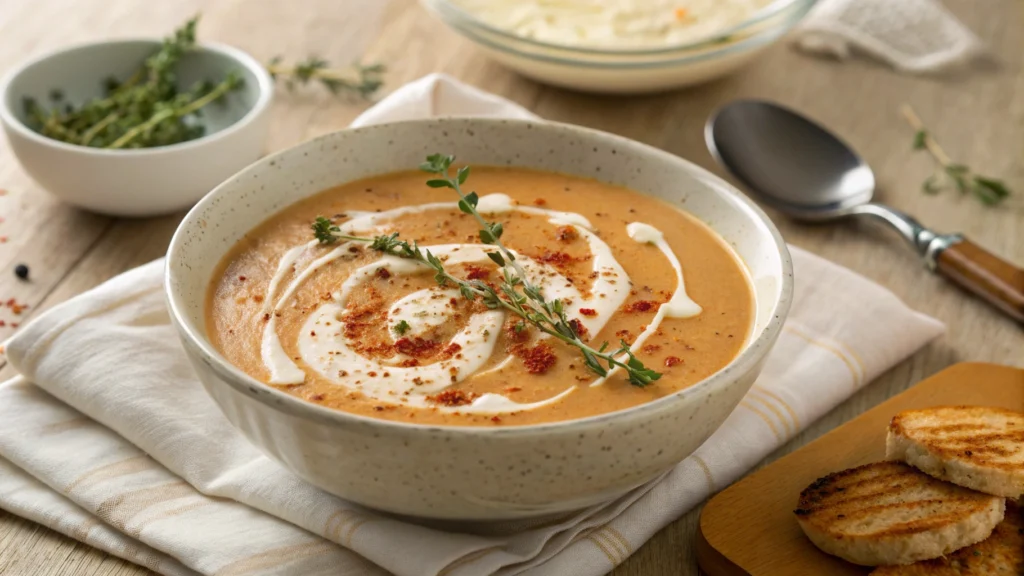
top-left (0, 0), bottom-right (1021, 574)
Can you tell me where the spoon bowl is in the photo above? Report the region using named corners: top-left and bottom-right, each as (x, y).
top-left (706, 100), bottom-right (875, 220)
top-left (706, 99), bottom-right (1024, 323)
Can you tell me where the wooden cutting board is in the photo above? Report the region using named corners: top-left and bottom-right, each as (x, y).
top-left (696, 362), bottom-right (1024, 576)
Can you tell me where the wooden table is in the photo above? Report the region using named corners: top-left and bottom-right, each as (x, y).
top-left (0, 1), bottom-right (1021, 574)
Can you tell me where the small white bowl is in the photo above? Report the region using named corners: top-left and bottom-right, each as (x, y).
top-left (0, 40), bottom-right (273, 217)
top-left (166, 117), bottom-right (793, 521)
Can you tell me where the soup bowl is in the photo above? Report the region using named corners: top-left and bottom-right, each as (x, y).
top-left (166, 117), bottom-right (793, 520)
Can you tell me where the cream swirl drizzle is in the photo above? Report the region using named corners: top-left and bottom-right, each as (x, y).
top-left (589, 222), bottom-right (702, 387)
top-left (258, 195), bottom-right (701, 413)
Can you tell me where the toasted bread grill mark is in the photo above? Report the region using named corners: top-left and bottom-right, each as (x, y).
top-left (890, 407), bottom-right (1024, 469)
top-left (795, 461), bottom-right (1005, 566)
top-left (797, 462), bottom-right (997, 537)
top-left (888, 406), bottom-right (1024, 497)
top-left (913, 428), bottom-right (1024, 458)
top-left (869, 501), bottom-right (1024, 575)
top-left (801, 476), bottom-right (908, 508)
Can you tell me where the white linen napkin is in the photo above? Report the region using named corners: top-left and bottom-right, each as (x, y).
top-left (0, 74), bottom-right (946, 576)
top-left (793, 0), bottom-right (984, 73)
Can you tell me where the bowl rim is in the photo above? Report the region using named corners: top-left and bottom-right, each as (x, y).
top-left (424, 0), bottom-right (817, 70)
top-left (423, 0), bottom-right (816, 58)
top-left (165, 116), bottom-right (794, 437)
top-left (0, 38), bottom-right (274, 156)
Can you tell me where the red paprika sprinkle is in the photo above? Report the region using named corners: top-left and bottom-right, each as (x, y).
top-left (556, 226), bottom-right (578, 242)
top-left (513, 342), bottom-right (557, 374)
top-left (624, 300), bottom-right (659, 313)
top-left (464, 264), bottom-right (490, 280)
top-left (427, 389), bottom-right (476, 407)
top-left (567, 318), bottom-right (589, 340)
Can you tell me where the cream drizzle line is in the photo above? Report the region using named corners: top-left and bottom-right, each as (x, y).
top-left (590, 222), bottom-right (702, 387)
top-left (260, 242), bottom-right (314, 384)
top-left (297, 241), bottom-right (626, 413)
top-left (262, 240), bottom-right (362, 384)
top-left (258, 194), bottom-right (628, 414)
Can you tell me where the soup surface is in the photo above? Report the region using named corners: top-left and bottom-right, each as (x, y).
top-left (207, 166), bottom-right (753, 426)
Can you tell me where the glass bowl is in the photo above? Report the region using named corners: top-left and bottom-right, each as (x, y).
top-left (422, 0), bottom-right (818, 93)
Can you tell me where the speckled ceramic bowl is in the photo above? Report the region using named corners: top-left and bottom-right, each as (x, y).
top-left (165, 118), bottom-right (793, 521)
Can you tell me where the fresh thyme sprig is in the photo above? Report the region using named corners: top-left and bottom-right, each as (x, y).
top-left (311, 154), bottom-right (662, 387)
top-left (266, 57), bottom-right (385, 99)
top-left (22, 17), bottom-right (385, 150)
top-left (23, 17), bottom-right (243, 149)
top-left (902, 105), bottom-right (1011, 206)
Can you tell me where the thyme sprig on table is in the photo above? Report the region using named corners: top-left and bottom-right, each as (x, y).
top-left (902, 105), bottom-right (1011, 206)
top-left (267, 57), bottom-right (385, 99)
top-left (312, 154), bottom-right (662, 387)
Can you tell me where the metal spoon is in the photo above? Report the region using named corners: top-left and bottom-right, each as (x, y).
top-left (706, 99), bottom-right (1024, 323)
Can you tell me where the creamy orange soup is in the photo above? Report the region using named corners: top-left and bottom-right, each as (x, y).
top-left (207, 167), bottom-right (753, 426)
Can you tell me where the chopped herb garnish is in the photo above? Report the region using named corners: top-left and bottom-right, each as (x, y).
top-left (393, 320), bottom-right (411, 336)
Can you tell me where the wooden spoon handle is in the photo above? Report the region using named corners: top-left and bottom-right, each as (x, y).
top-left (935, 238), bottom-right (1024, 323)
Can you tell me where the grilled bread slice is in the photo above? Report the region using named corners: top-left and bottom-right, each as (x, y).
top-left (870, 500), bottom-right (1023, 575)
top-left (887, 406), bottom-right (1024, 498)
top-left (795, 461), bottom-right (1005, 566)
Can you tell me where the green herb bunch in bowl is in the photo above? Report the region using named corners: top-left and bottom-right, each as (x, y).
top-left (0, 20), bottom-right (274, 217)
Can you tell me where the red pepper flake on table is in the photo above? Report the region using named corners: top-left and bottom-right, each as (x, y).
top-left (5, 299), bottom-right (28, 315)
